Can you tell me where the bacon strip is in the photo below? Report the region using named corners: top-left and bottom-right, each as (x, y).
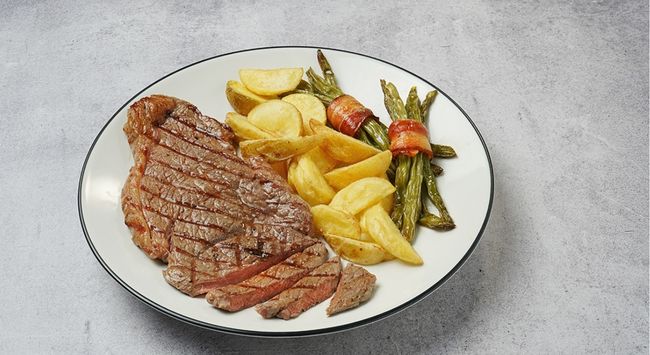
top-left (326, 95), bottom-right (374, 136)
top-left (388, 119), bottom-right (433, 158)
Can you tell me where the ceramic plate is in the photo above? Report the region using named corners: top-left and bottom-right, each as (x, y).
top-left (78, 46), bottom-right (493, 337)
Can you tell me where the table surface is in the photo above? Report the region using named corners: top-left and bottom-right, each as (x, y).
top-left (1, 1), bottom-right (647, 353)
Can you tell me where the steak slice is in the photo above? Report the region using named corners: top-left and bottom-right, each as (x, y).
top-left (256, 257), bottom-right (341, 319)
top-left (121, 95), bottom-right (315, 296)
top-left (326, 264), bottom-right (376, 316)
top-left (206, 243), bottom-right (328, 312)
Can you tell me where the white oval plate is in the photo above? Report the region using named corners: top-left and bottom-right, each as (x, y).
top-left (78, 46), bottom-right (493, 337)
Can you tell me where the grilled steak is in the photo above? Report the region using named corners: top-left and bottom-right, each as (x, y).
top-left (326, 264), bottom-right (376, 316)
top-left (206, 243), bottom-right (328, 312)
top-left (256, 257), bottom-right (341, 319)
top-left (121, 95), bottom-right (315, 296)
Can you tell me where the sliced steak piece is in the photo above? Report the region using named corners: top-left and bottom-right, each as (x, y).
top-left (256, 257), bottom-right (341, 319)
top-left (121, 95), bottom-right (315, 295)
top-left (206, 243), bottom-right (328, 311)
top-left (326, 264), bottom-right (376, 316)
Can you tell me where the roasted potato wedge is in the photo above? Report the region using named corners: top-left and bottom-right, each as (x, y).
top-left (360, 204), bottom-right (423, 265)
top-left (329, 177), bottom-right (396, 215)
top-left (379, 193), bottom-right (394, 214)
top-left (379, 173), bottom-right (394, 213)
top-left (225, 80), bottom-right (273, 115)
top-left (282, 94), bottom-right (327, 134)
top-left (323, 233), bottom-right (387, 265)
top-left (311, 204), bottom-right (361, 240)
top-left (324, 150), bottom-right (392, 190)
top-left (301, 147), bottom-right (338, 174)
top-left (239, 135), bottom-right (324, 162)
top-left (248, 100), bottom-right (303, 137)
top-left (288, 155), bottom-right (335, 206)
top-left (225, 112), bottom-right (276, 140)
top-left (239, 68), bottom-right (304, 96)
top-left (310, 121), bottom-right (380, 163)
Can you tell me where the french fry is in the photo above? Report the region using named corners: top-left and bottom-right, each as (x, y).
top-left (323, 233), bottom-right (387, 265)
top-left (329, 177), bottom-right (395, 215)
top-left (248, 100), bottom-right (303, 137)
top-left (311, 204), bottom-right (361, 240)
top-left (288, 155), bottom-right (335, 206)
top-left (225, 112), bottom-right (276, 141)
top-left (324, 150), bottom-right (392, 190)
top-left (360, 204), bottom-right (423, 265)
top-left (239, 68), bottom-right (304, 96)
top-left (310, 120), bottom-right (380, 163)
top-left (239, 135), bottom-right (324, 162)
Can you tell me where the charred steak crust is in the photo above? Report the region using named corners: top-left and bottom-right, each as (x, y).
top-left (206, 243), bottom-right (328, 312)
top-left (256, 257), bottom-right (341, 319)
top-left (121, 95), bottom-right (315, 296)
top-left (326, 264), bottom-right (376, 316)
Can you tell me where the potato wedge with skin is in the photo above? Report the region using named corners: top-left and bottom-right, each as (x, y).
top-left (282, 94), bottom-right (327, 134)
top-left (225, 112), bottom-right (276, 141)
top-left (311, 204), bottom-right (361, 240)
top-left (360, 204), bottom-right (423, 265)
top-left (225, 80), bottom-right (273, 115)
top-left (323, 234), bottom-right (386, 265)
top-left (310, 121), bottom-right (380, 163)
top-left (248, 100), bottom-right (303, 137)
top-left (289, 155), bottom-right (336, 206)
top-left (301, 147), bottom-right (338, 174)
top-left (324, 150), bottom-right (392, 190)
top-left (240, 68), bottom-right (304, 96)
top-left (329, 177), bottom-right (396, 215)
top-left (239, 135), bottom-right (324, 162)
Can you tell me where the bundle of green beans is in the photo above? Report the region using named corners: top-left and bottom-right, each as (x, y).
top-left (293, 50), bottom-right (456, 239)
top-left (381, 81), bottom-right (455, 238)
top-left (291, 50), bottom-right (398, 177)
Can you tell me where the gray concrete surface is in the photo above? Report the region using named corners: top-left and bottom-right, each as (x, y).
top-left (0, 0), bottom-right (647, 353)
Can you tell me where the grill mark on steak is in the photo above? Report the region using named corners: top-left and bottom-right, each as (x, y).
top-left (122, 95), bottom-right (315, 296)
top-left (144, 146), bottom-right (310, 230)
top-left (206, 243), bottom-right (328, 312)
top-left (256, 257), bottom-right (341, 319)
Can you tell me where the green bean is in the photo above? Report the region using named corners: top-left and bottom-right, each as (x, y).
top-left (361, 119), bottom-right (390, 151)
top-left (317, 50), bottom-right (338, 87)
top-left (419, 212), bottom-right (456, 230)
top-left (305, 68), bottom-right (341, 105)
top-left (401, 153), bottom-right (425, 241)
top-left (405, 86), bottom-right (422, 121)
top-left (420, 90), bottom-right (438, 124)
top-left (380, 80), bottom-right (407, 121)
top-left (432, 144), bottom-right (457, 158)
top-left (422, 159), bottom-right (454, 227)
top-left (356, 129), bottom-right (373, 146)
top-left (391, 155), bottom-right (411, 228)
